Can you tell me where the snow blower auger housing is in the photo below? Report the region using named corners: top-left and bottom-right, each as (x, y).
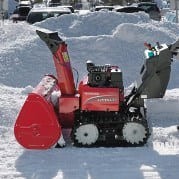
top-left (14, 30), bottom-right (179, 149)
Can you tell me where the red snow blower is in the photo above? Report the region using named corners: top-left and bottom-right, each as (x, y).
top-left (14, 30), bottom-right (179, 149)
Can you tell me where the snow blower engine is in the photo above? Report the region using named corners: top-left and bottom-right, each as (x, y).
top-left (14, 30), bottom-right (179, 149)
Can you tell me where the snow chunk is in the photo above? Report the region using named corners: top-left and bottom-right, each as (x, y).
top-left (21, 85), bottom-right (34, 94)
top-left (51, 90), bottom-right (61, 106)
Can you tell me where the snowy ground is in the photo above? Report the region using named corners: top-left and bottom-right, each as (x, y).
top-left (0, 11), bottom-right (179, 179)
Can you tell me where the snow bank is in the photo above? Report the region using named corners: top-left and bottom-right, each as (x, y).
top-left (0, 84), bottom-right (26, 127)
top-left (0, 22), bottom-right (54, 87)
top-left (1, 12), bottom-right (179, 88)
top-left (35, 11), bottom-right (150, 37)
top-left (0, 11), bottom-right (179, 179)
top-left (36, 12), bottom-right (179, 88)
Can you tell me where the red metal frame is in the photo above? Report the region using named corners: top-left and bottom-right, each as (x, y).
top-left (53, 43), bottom-right (76, 95)
top-left (59, 95), bottom-right (79, 128)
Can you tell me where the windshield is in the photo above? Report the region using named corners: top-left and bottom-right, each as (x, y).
top-left (138, 4), bottom-right (159, 12)
top-left (27, 11), bottom-right (69, 24)
top-left (19, 7), bottom-right (31, 16)
top-left (13, 7), bottom-right (31, 16)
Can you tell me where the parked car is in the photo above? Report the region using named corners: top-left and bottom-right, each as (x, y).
top-left (47, 2), bottom-right (61, 7)
top-left (137, 2), bottom-right (161, 21)
top-left (58, 6), bottom-right (75, 13)
top-left (18, 0), bottom-right (32, 7)
top-left (26, 7), bottom-right (71, 24)
top-left (10, 6), bottom-right (31, 22)
top-left (163, 11), bottom-right (177, 23)
top-left (114, 6), bottom-right (145, 13)
top-left (46, 0), bottom-right (75, 11)
top-left (93, 6), bottom-right (114, 11)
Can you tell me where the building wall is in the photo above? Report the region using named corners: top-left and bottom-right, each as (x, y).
top-left (0, 0), bottom-right (8, 11)
top-left (8, 0), bottom-right (18, 16)
top-left (0, 0), bottom-right (18, 18)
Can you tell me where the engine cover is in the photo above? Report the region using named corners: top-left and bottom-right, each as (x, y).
top-left (80, 84), bottom-right (123, 111)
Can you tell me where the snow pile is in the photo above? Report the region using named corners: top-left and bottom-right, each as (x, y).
top-left (1, 11), bottom-right (179, 88)
top-left (35, 11), bottom-right (150, 37)
top-left (0, 11), bottom-right (179, 179)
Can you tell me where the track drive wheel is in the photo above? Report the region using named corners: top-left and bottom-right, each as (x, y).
top-left (122, 122), bottom-right (148, 145)
top-left (74, 124), bottom-right (99, 146)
